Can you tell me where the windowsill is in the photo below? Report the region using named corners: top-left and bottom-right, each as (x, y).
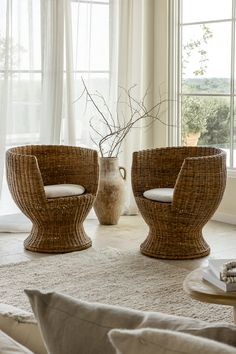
top-left (226, 169), bottom-right (236, 178)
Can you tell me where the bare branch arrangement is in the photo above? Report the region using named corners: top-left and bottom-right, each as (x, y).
top-left (80, 78), bottom-right (167, 157)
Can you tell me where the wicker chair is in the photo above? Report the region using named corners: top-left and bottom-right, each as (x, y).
top-left (132, 146), bottom-right (226, 259)
top-left (6, 145), bottom-right (99, 253)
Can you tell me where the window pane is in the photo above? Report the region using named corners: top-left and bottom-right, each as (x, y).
top-left (11, 0), bottom-right (41, 71)
top-left (90, 4), bottom-right (109, 71)
top-left (182, 23), bottom-right (231, 94)
top-left (3, 73), bottom-right (42, 145)
top-left (181, 96), bottom-right (230, 165)
top-left (182, 0), bottom-right (232, 23)
top-left (71, 2), bottom-right (109, 72)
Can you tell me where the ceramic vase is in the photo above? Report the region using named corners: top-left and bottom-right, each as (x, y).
top-left (94, 157), bottom-right (126, 225)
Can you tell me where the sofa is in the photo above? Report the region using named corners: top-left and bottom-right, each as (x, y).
top-left (1, 290), bottom-right (236, 354)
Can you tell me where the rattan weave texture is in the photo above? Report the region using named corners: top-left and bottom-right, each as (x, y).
top-left (131, 146), bottom-right (227, 259)
top-left (6, 145), bottom-right (99, 253)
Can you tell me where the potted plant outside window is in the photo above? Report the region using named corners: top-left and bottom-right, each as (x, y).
top-left (182, 96), bottom-right (209, 146)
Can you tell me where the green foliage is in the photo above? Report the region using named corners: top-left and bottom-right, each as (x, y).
top-left (182, 24), bottom-right (213, 76)
top-left (181, 23), bottom-right (230, 148)
top-left (182, 96), bottom-right (209, 135)
top-left (182, 78), bottom-right (230, 94)
top-left (199, 100), bottom-right (230, 146)
top-left (182, 94), bottom-right (230, 147)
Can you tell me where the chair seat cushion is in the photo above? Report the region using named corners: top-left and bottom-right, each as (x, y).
top-left (143, 188), bottom-right (174, 202)
top-left (44, 184), bottom-right (85, 198)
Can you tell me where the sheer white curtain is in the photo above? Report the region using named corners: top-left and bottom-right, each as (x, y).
top-left (0, 0), bottom-right (110, 227)
top-left (0, 0), bottom-right (78, 227)
top-left (0, 0), bottom-right (42, 219)
top-left (0, 0), bottom-right (169, 226)
top-left (40, 0), bottom-right (76, 145)
top-left (71, 0), bottom-right (110, 149)
top-left (111, 0), bottom-right (169, 214)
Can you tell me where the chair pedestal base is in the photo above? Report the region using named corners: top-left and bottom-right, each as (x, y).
top-left (24, 223), bottom-right (92, 253)
top-left (140, 227), bottom-right (210, 260)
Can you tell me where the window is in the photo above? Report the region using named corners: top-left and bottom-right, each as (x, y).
top-left (0, 0), bottom-right (110, 147)
top-left (0, 0), bottom-right (42, 146)
top-left (0, 0), bottom-right (110, 215)
top-left (169, 0), bottom-right (236, 168)
top-left (70, 0), bottom-right (110, 147)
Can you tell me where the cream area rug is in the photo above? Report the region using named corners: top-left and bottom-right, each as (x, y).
top-left (0, 247), bottom-right (232, 323)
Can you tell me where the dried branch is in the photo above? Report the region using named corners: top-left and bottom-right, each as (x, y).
top-left (79, 78), bottom-right (168, 157)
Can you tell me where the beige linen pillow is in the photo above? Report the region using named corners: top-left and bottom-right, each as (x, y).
top-left (0, 303), bottom-right (47, 354)
top-left (108, 328), bottom-right (236, 354)
top-left (25, 289), bottom-right (236, 354)
top-left (0, 330), bottom-right (34, 354)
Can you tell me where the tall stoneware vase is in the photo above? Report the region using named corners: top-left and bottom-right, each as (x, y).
top-left (94, 157), bottom-right (126, 225)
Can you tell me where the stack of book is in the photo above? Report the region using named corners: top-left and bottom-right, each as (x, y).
top-left (203, 259), bottom-right (236, 292)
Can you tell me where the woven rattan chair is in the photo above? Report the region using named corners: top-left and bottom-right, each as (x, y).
top-left (132, 146), bottom-right (226, 259)
top-left (6, 145), bottom-right (99, 253)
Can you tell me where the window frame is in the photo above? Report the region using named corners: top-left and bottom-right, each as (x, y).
top-left (168, 0), bottom-right (236, 175)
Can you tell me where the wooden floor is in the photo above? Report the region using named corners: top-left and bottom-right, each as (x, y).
top-left (0, 215), bottom-right (235, 269)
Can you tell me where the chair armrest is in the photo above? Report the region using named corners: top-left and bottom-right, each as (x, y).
top-left (172, 154), bottom-right (226, 215)
top-left (70, 147), bottom-right (99, 196)
top-left (35, 146), bottom-right (99, 196)
top-left (6, 151), bottom-right (46, 207)
top-left (131, 149), bottom-right (184, 197)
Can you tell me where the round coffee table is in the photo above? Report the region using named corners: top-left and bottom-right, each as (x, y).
top-left (183, 268), bottom-right (236, 323)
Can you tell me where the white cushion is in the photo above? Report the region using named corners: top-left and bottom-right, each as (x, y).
top-left (108, 328), bottom-right (236, 354)
top-left (44, 184), bottom-right (85, 198)
top-left (25, 289), bottom-right (236, 354)
top-left (143, 188), bottom-right (174, 202)
top-left (0, 330), bottom-right (34, 354)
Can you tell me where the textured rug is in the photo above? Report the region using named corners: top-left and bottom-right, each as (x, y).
top-left (0, 247), bottom-right (232, 323)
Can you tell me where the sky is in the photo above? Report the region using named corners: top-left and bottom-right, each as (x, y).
top-left (182, 0), bottom-right (233, 79)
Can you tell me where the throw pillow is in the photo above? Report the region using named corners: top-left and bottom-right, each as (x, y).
top-left (0, 303), bottom-right (47, 354)
top-left (0, 330), bottom-right (34, 354)
top-left (108, 328), bottom-right (236, 354)
top-left (25, 289), bottom-right (236, 354)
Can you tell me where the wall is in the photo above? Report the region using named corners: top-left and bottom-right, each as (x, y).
top-left (213, 176), bottom-right (236, 225)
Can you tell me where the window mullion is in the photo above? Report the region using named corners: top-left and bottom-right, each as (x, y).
top-left (230, 0), bottom-right (236, 168)
top-left (177, 0), bottom-right (183, 146)
top-left (168, 0), bottom-right (182, 146)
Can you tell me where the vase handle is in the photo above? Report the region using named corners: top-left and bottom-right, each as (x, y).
top-left (119, 166), bottom-right (126, 180)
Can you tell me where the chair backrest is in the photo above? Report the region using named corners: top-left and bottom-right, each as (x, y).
top-left (7, 145), bottom-right (99, 195)
top-left (132, 146), bottom-right (226, 199)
